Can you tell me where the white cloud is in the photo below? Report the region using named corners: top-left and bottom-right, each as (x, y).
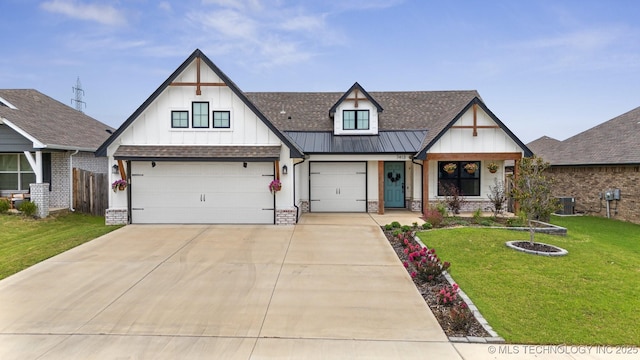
top-left (40, 0), bottom-right (126, 26)
top-left (186, 1), bottom-right (353, 69)
top-left (158, 1), bottom-right (172, 12)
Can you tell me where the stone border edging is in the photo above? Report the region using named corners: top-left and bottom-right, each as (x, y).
top-left (495, 220), bottom-right (567, 236)
top-left (505, 241), bottom-right (569, 257)
top-left (414, 236), bottom-right (506, 344)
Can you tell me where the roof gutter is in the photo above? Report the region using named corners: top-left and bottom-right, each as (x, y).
top-left (411, 156), bottom-right (424, 214)
top-left (292, 156), bottom-right (308, 223)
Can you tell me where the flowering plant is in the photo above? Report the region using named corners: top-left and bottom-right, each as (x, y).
top-left (486, 162), bottom-right (499, 172)
top-left (443, 163), bottom-right (457, 173)
top-left (402, 241), bottom-right (451, 283)
top-left (437, 283), bottom-right (461, 306)
top-left (464, 162), bottom-right (478, 173)
top-left (269, 179), bottom-right (282, 193)
top-left (112, 179), bottom-right (128, 192)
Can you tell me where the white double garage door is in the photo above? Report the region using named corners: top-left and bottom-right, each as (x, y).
top-left (130, 161), bottom-right (275, 224)
top-left (129, 161), bottom-right (367, 224)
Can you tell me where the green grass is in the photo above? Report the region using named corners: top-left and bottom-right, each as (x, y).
top-left (0, 212), bottom-right (121, 280)
top-left (418, 215), bottom-right (640, 345)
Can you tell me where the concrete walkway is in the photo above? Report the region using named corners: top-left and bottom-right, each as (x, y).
top-left (0, 213), bottom-right (636, 359)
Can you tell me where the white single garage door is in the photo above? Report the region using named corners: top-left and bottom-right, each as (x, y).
top-left (310, 162), bottom-right (366, 212)
top-left (130, 161), bottom-right (274, 224)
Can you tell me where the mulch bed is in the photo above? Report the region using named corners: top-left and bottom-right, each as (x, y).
top-left (510, 241), bottom-right (562, 252)
top-left (384, 229), bottom-right (491, 338)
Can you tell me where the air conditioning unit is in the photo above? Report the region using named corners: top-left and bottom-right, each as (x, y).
top-left (556, 197), bottom-right (575, 215)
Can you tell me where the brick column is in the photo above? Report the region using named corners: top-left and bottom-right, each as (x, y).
top-left (29, 183), bottom-right (50, 218)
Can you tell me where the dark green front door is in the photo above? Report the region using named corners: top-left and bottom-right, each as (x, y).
top-left (384, 162), bottom-right (405, 208)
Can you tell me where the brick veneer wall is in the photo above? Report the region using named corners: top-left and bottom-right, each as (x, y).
top-left (29, 183), bottom-right (50, 218)
top-left (106, 208), bottom-right (128, 225)
top-left (276, 208), bottom-right (296, 225)
top-left (547, 165), bottom-right (640, 224)
top-left (50, 151), bottom-right (108, 208)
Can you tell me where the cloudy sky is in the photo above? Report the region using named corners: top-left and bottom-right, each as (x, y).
top-left (2, 0), bottom-right (639, 143)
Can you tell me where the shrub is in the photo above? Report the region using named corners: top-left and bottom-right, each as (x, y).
top-left (401, 225), bottom-right (412, 232)
top-left (403, 243), bottom-right (451, 283)
top-left (384, 224), bottom-right (393, 231)
top-left (423, 208), bottom-right (444, 227)
top-left (437, 283), bottom-right (461, 306)
top-left (435, 202), bottom-right (448, 217)
top-left (18, 201), bottom-right (37, 217)
top-left (412, 222), bottom-right (418, 228)
top-left (421, 222), bottom-right (433, 230)
top-left (487, 178), bottom-right (508, 217)
top-left (0, 198), bottom-right (10, 213)
top-left (449, 303), bottom-right (472, 331)
top-left (479, 219), bottom-right (493, 227)
top-left (440, 183), bottom-right (466, 214)
top-left (472, 208), bottom-right (483, 223)
top-left (390, 221), bottom-right (401, 229)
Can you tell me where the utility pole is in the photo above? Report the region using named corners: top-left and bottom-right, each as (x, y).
top-left (71, 76), bottom-right (86, 112)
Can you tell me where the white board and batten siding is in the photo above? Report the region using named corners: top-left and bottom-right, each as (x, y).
top-left (107, 59), bottom-right (282, 152)
top-left (429, 106), bottom-right (522, 154)
top-left (309, 162), bottom-right (367, 212)
top-left (130, 161), bottom-right (274, 224)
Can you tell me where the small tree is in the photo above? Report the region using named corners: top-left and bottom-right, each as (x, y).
top-left (510, 156), bottom-right (559, 244)
top-left (487, 178), bottom-right (507, 217)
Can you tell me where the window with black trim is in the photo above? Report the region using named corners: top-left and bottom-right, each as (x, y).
top-left (437, 161), bottom-right (480, 196)
top-left (213, 111), bottom-right (230, 128)
top-left (192, 102), bottom-right (209, 128)
top-left (343, 110), bottom-right (369, 130)
top-left (171, 111), bottom-right (188, 128)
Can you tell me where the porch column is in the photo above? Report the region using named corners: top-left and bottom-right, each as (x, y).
top-left (422, 159), bottom-right (429, 215)
top-left (378, 161), bottom-right (384, 214)
top-left (23, 150), bottom-right (43, 183)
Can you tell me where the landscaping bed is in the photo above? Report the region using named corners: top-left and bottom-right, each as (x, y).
top-left (382, 224), bottom-right (492, 339)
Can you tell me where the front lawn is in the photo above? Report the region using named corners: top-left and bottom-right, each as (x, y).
top-left (417, 215), bottom-right (640, 345)
top-left (0, 212), bottom-right (121, 280)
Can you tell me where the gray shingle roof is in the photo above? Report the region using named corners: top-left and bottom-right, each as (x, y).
top-left (113, 145), bottom-right (281, 161)
top-left (286, 130), bottom-right (427, 153)
top-left (0, 89), bottom-right (113, 151)
top-left (527, 107), bottom-right (640, 165)
top-left (246, 91), bottom-right (480, 147)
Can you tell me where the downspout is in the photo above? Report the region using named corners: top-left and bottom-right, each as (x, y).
top-left (69, 150), bottom-right (79, 211)
top-left (293, 157), bottom-right (307, 223)
top-left (412, 157), bottom-right (423, 213)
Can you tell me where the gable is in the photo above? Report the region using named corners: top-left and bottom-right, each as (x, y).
top-left (416, 98), bottom-right (533, 158)
top-left (0, 122), bottom-right (33, 151)
top-left (330, 83), bottom-right (382, 136)
top-left (96, 49), bottom-right (303, 158)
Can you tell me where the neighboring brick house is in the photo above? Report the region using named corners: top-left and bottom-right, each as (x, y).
top-left (0, 89), bottom-right (113, 217)
top-left (528, 106), bottom-right (640, 224)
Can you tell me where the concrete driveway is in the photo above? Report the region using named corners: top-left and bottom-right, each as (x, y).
top-left (0, 213), bottom-right (460, 359)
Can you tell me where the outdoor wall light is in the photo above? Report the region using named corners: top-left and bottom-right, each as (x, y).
top-left (243, 162), bottom-right (248, 168)
top-left (282, 165), bottom-right (288, 174)
top-left (112, 164), bottom-right (119, 174)
top-left (151, 161), bottom-right (156, 168)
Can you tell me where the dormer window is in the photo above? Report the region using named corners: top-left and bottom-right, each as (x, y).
top-left (343, 110), bottom-right (369, 130)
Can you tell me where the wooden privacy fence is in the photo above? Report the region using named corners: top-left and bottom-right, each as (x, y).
top-left (73, 168), bottom-right (108, 216)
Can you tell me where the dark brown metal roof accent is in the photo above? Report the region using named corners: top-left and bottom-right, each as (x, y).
top-left (113, 145), bottom-right (281, 161)
top-left (285, 130), bottom-right (427, 153)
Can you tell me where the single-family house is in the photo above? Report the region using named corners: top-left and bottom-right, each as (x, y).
top-left (528, 106), bottom-right (640, 224)
top-left (0, 89), bottom-right (113, 217)
top-left (97, 49), bottom-right (532, 225)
